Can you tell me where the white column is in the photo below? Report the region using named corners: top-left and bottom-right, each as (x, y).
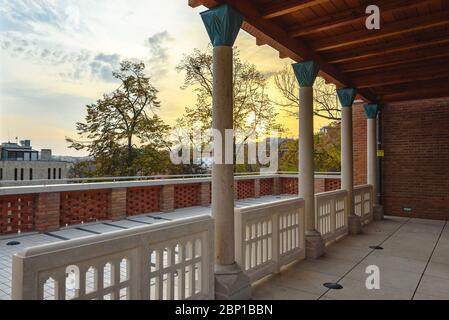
top-left (337, 88), bottom-right (361, 234)
top-left (201, 4), bottom-right (251, 299)
top-left (212, 46), bottom-right (234, 266)
top-left (367, 117), bottom-right (376, 192)
top-left (292, 60), bottom-right (325, 259)
top-left (299, 86), bottom-right (316, 234)
top-left (341, 106), bottom-right (354, 213)
top-left (364, 103), bottom-right (383, 220)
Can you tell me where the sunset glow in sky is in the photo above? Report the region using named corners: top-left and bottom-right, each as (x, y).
top-left (0, 0), bottom-right (330, 156)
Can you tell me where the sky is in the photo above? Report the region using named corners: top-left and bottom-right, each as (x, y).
top-left (0, 0), bottom-right (331, 156)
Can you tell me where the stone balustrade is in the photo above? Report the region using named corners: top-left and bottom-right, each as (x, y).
top-left (234, 197), bottom-right (305, 283)
top-left (354, 184), bottom-right (374, 225)
top-left (315, 189), bottom-right (349, 245)
top-left (11, 215), bottom-right (214, 300)
top-left (0, 174), bottom-right (341, 236)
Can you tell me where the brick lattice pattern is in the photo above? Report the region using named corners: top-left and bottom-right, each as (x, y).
top-left (174, 184), bottom-right (200, 209)
top-left (126, 186), bottom-right (161, 216)
top-left (260, 178), bottom-right (274, 196)
top-left (0, 195), bottom-right (34, 234)
top-left (281, 178), bottom-right (298, 195)
top-left (237, 180), bottom-right (255, 199)
top-left (325, 179), bottom-right (341, 191)
top-left (60, 190), bottom-right (109, 225)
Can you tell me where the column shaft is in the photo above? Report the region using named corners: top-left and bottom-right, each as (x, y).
top-left (367, 118), bottom-right (377, 193)
top-left (299, 86), bottom-right (316, 234)
top-left (212, 46), bottom-right (235, 266)
top-left (341, 106), bottom-right (354, 213)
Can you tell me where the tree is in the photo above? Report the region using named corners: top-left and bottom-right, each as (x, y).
top-left (314, 122), bottom-right (341, 172)
top-left (175, 47), bottom-right (284, 172)
top-left (67, 60), bottom-right (171, 176)
top-left (274, 66), bottom-right (341, 121)
top-left (278, 122), bottom-right (341, 172)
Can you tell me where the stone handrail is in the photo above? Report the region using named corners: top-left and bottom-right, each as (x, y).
top-left (11, 215), bottom-right (214, 300)
top-left (0, 173), bottom-right (341, 195)
top-left (0, 174), bottom-right (341, 236)
top-left (315, 189), bottom-right (349, 244)
top-left (354, 184), bottom-right (374, 225)
top-left (234, 197), bottom-right (305, 283)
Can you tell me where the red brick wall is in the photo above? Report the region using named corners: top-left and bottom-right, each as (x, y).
top-left (353, 103), bottom-right (367, 185)
top-left (325, 179), bottom-right (341, 191)
top-left (281, 178), bottom-right (298, 194)
top-left (199, 182), bottom-right (211, 206)
top-left (0, 195), bottom-right (34, 234)
top-left (353, 97), bottom-right (449, 220)
top-left (127, 186), bottom-right (161, 216)
top-left (35, 192), bottom-right (60, 232)
top-left (260, 178), bottom-right (274, 196)
top-left (236, 180), bottom-right (255, 199)
top-left (60, 190), bottom-right (109, 226)
top-left (174, 184), bottom-right (200, 209)
top-left (281, 177), bottom-right (341, 194)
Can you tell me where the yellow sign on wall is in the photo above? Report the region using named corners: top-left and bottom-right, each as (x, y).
top-left (377, 150), bottom-right (384, 157)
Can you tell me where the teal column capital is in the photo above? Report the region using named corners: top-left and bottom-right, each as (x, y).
top-left (364, 103), bottom-right (380, 119)
top-left (292, 60), bottom-right (319, 87)
top-left (200, 4), bottom-right (244, 47)
top-left (337, 88), bottom-right (357, 108)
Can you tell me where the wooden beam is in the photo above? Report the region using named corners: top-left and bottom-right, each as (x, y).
top-left (205, 0), bottom-right (376, 102)
top-left (353, 62), bottom-right (449, 89)
top-left (289, 0), bottom-right (431, 38)
top-left (256, 38), bottom-right (266, 46)
top-left (340, 46), bottom-right (449, 73)
top-left (374, 78), bottom-right (449, 95)
top-left (328, 36), bottom-right (449, 64)
top-left (311, 10), bottom-right (449, 52)
top-left (279, 51), bottom-right (288, 59)
top-left (381, 86), bottom-right (449, 103)
top-left (188, 0), bottom-right (219, 8)
top-left (261, 0), bottom-right (329, 19)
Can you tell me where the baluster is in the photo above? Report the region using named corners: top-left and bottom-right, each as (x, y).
top-left (272, 212), bottom-right (280, 273)
top-left (329, 196), bottom-right (337, 234)
top-left (113, 259), bottom-right (121, 300)
top-left (169, 244), bottom-right (176, 300)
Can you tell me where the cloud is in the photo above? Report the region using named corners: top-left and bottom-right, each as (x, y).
top-left (145, 31), bottom-right (174, 77)
top-left (0, 0), bottom-right (88, 34)
top-left (0, 29), bottom-right (176, 83)
top-left (0, 31), bottom-right (122, 82)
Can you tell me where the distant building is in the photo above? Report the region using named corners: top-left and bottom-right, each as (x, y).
top-left (0, 140), bottom-right (68, 183)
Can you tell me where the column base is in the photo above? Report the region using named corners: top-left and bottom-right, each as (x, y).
top-left (305, 231), bottom-right (325, 259)
top-left (373, 204), bottom-right (384, 221)
top-left (348, 215), bottom-right (362, 235)
top-left (214, 263), bottom-right (251, 300)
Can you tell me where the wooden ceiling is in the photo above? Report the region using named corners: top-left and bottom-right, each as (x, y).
top-left (189, 0), bottom-right (449, 103)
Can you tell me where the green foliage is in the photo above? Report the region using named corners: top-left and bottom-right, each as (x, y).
top-left (279, 122), bottom-right (341, 172)
top-left (314, 122), bottom-right (341, 172)
top-left (67, 60), bottom-right (171, 176)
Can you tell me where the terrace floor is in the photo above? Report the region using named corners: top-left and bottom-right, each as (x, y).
top-left (1, 199), bottom-right (448, 300)
top-left (252, 216), bottom-right (449, 300)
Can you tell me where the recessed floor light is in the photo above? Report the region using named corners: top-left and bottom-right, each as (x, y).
top-left (323, 282), bottom-right (343, 289)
